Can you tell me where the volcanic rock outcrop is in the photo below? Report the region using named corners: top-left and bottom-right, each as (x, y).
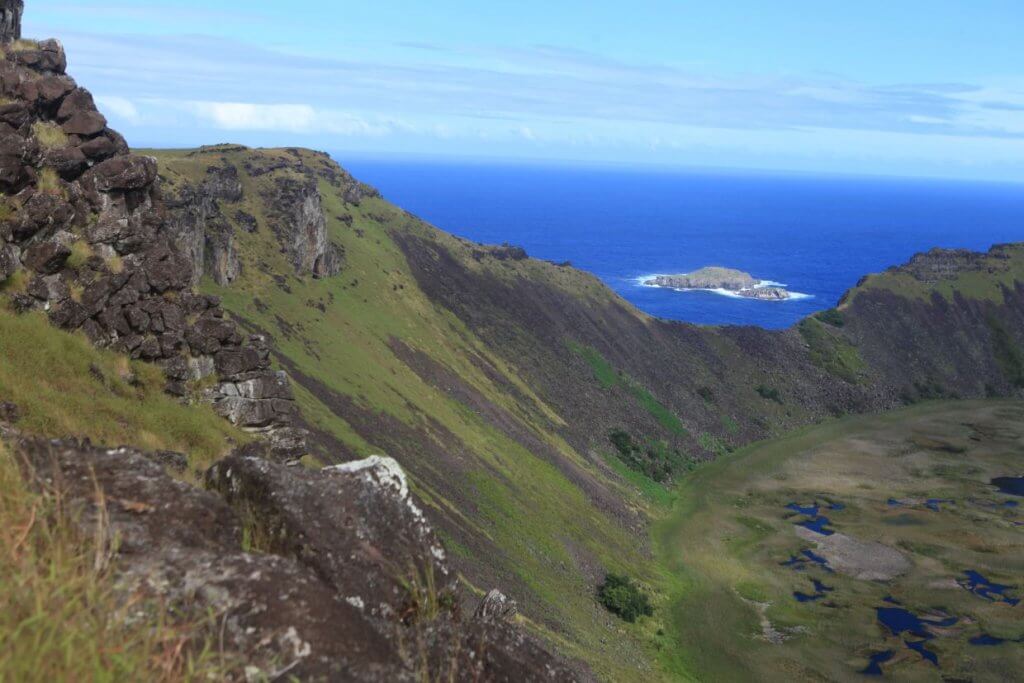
top-left (161, 148), bottom-right (351, 282)
top-left (14, 435), bottom-right (582, 681)
top-left (0, 1), bottom-right (22, 43)
top-left (0, 32), bottom-right (301, 453)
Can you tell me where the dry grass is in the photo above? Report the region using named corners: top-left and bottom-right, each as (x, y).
top-left (105, 253), bottom-right (125, 274)
top-left (31, 121), bottom-right (69, 151)
top-left (0, 443), bottom-right (232, 681)
top-left (36, 168), bottom-right (64, 197)
top-left (2, 39), bottom-right (39, 54)
top-left (65, 240), bottom-right (93, 272)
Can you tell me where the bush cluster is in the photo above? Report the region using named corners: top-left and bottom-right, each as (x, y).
top-left (596, 573), bottom-right (653, 623)
top-left (815, 308), bottom-right (846, 327)
top-left (608, 429), bottom-right (691, 482)
top-left (756, 384), bottom-right (783, 404)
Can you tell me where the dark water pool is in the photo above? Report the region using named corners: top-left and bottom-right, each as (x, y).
top-left (959, 570), bottom-right (1021, 606)
top-left (786, 502), bottom-right (839, 535)
top-left (860, 650), bottom-right (894, 676)
top-left (905, 640), bottom-right (938, 666)
top-left (874, 606), bottom-right (958, 667)
top-left (793, 578), bottom-right (834, 603)
top-left (992, 476), bottom-right (1024, 497)
top-left (781, 549), bottom-right (832, 572)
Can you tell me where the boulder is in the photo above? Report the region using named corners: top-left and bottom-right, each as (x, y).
top-left (13, 192), bottom-right (74, 241)
top-left (83, 155), bottom-right (157, 193)
top-left (13, 437), bottom-right (400, 681)
top-left (0, 101), bottom-right (30, 128)
top-left (12, 39), bottom-right (67, 74)
top-left (0, 243), bottom-right (16, 281)
top-left (31, 74), bottom-right (75, 107)
top-left (61, 110), bottom-right (107, 137)
top-left (56, 87), bottom-right (96, 121)
top-left (142, 243), bottom-right (192, 293)
top-left (0, 125), bottom-right (34, 190)
top-left (235, 371), bottom-right (292, 400)
top-left (78, 133), bottom-right (118, 161)
top-left (42, 145), bottom-right (88, 180)
top-left (213, 346), bottom-right (264, 378)
top-left (207, 454), bottom-right (456, 622)
top-left (21, 239), bottom-right (70, 274)
top-left (213, 395), bottom-right (296, 428)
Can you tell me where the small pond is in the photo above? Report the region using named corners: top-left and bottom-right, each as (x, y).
top-left (992, 476), bottom-right (1024, 497)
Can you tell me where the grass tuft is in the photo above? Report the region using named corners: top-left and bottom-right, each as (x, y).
top-left (0, 443), bottom-right (232, 681)
top-left (32, 121), bottom-right (69, 151)
top-left (36, 168), bottom-right (64, 197)
top-left (65, 240), bottom-right (93, 272)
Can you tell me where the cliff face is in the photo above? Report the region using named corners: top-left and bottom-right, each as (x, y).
top-left (0, 40), bottom-right (305, 455)
top-left (161, 151), bottom-right (348, 284)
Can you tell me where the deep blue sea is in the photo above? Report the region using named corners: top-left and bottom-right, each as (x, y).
top-left (341, 159), bottom-right (1024, 329)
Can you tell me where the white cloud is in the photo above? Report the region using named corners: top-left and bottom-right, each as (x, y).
top-left (95, 95), bottom-right (140, 123)
top-left (176, 101), bottom-right (395, 137)
top-left (186, 102), bottom-right (317, 133)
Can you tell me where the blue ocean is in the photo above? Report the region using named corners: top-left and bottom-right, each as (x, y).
top-left (341, 159), bottom-right (1024, 329)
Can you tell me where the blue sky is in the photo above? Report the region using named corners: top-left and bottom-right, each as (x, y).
top-left (26, 1), bottom-right (1024, 180)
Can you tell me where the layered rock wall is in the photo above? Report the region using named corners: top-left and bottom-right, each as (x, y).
top-left (0, 38), bottom-right (301, 453)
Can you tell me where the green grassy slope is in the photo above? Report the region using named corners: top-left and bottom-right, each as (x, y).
top-left (0, 308), bottom-right (245, 470)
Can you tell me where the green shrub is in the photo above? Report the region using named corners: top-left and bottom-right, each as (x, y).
top-left (597, 574), bottom-right (653, 623)
top-left (756, 384), bottom-right (783, 404)
top-left (607, 429), bottom-right (693, 483)
top-left (814, 308), bottom-right (846, 327)
top-left (697, 386), bottom-right (715, 403)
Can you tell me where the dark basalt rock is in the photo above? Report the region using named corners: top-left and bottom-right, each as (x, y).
top-left (21, 239), bottom-right (70, 274)
top-left (0, 1), bottom-right (23, 43)
top-left (83, 154), bottom-right (157, 192)
top-left (0, 100), bottom-right (30, 128)
top-left (12, 39), bottom-right (66, 74)
top-left (41, 145), bottom-right (87, 180)
top-left (0, 243), bottom-right (16, 281)
top-left (0, 399), bottom-right (18, 424)
top-left (208, 454), bottom-right (456, 619)
top-left (9, 436), bottom-right (582, 682)
top-left (0, 36), bottom-right (306, 449)
top-left (14, 191), bottom-right (74, 240)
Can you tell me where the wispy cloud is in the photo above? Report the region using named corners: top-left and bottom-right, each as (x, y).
top-left (23, 25), bottom-right (1024, 179)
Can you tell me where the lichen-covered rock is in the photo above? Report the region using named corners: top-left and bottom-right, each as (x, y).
top-left (208, 454), bottom-right (456, 620)
top-left (11, 436), bottom-right (584, 682)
